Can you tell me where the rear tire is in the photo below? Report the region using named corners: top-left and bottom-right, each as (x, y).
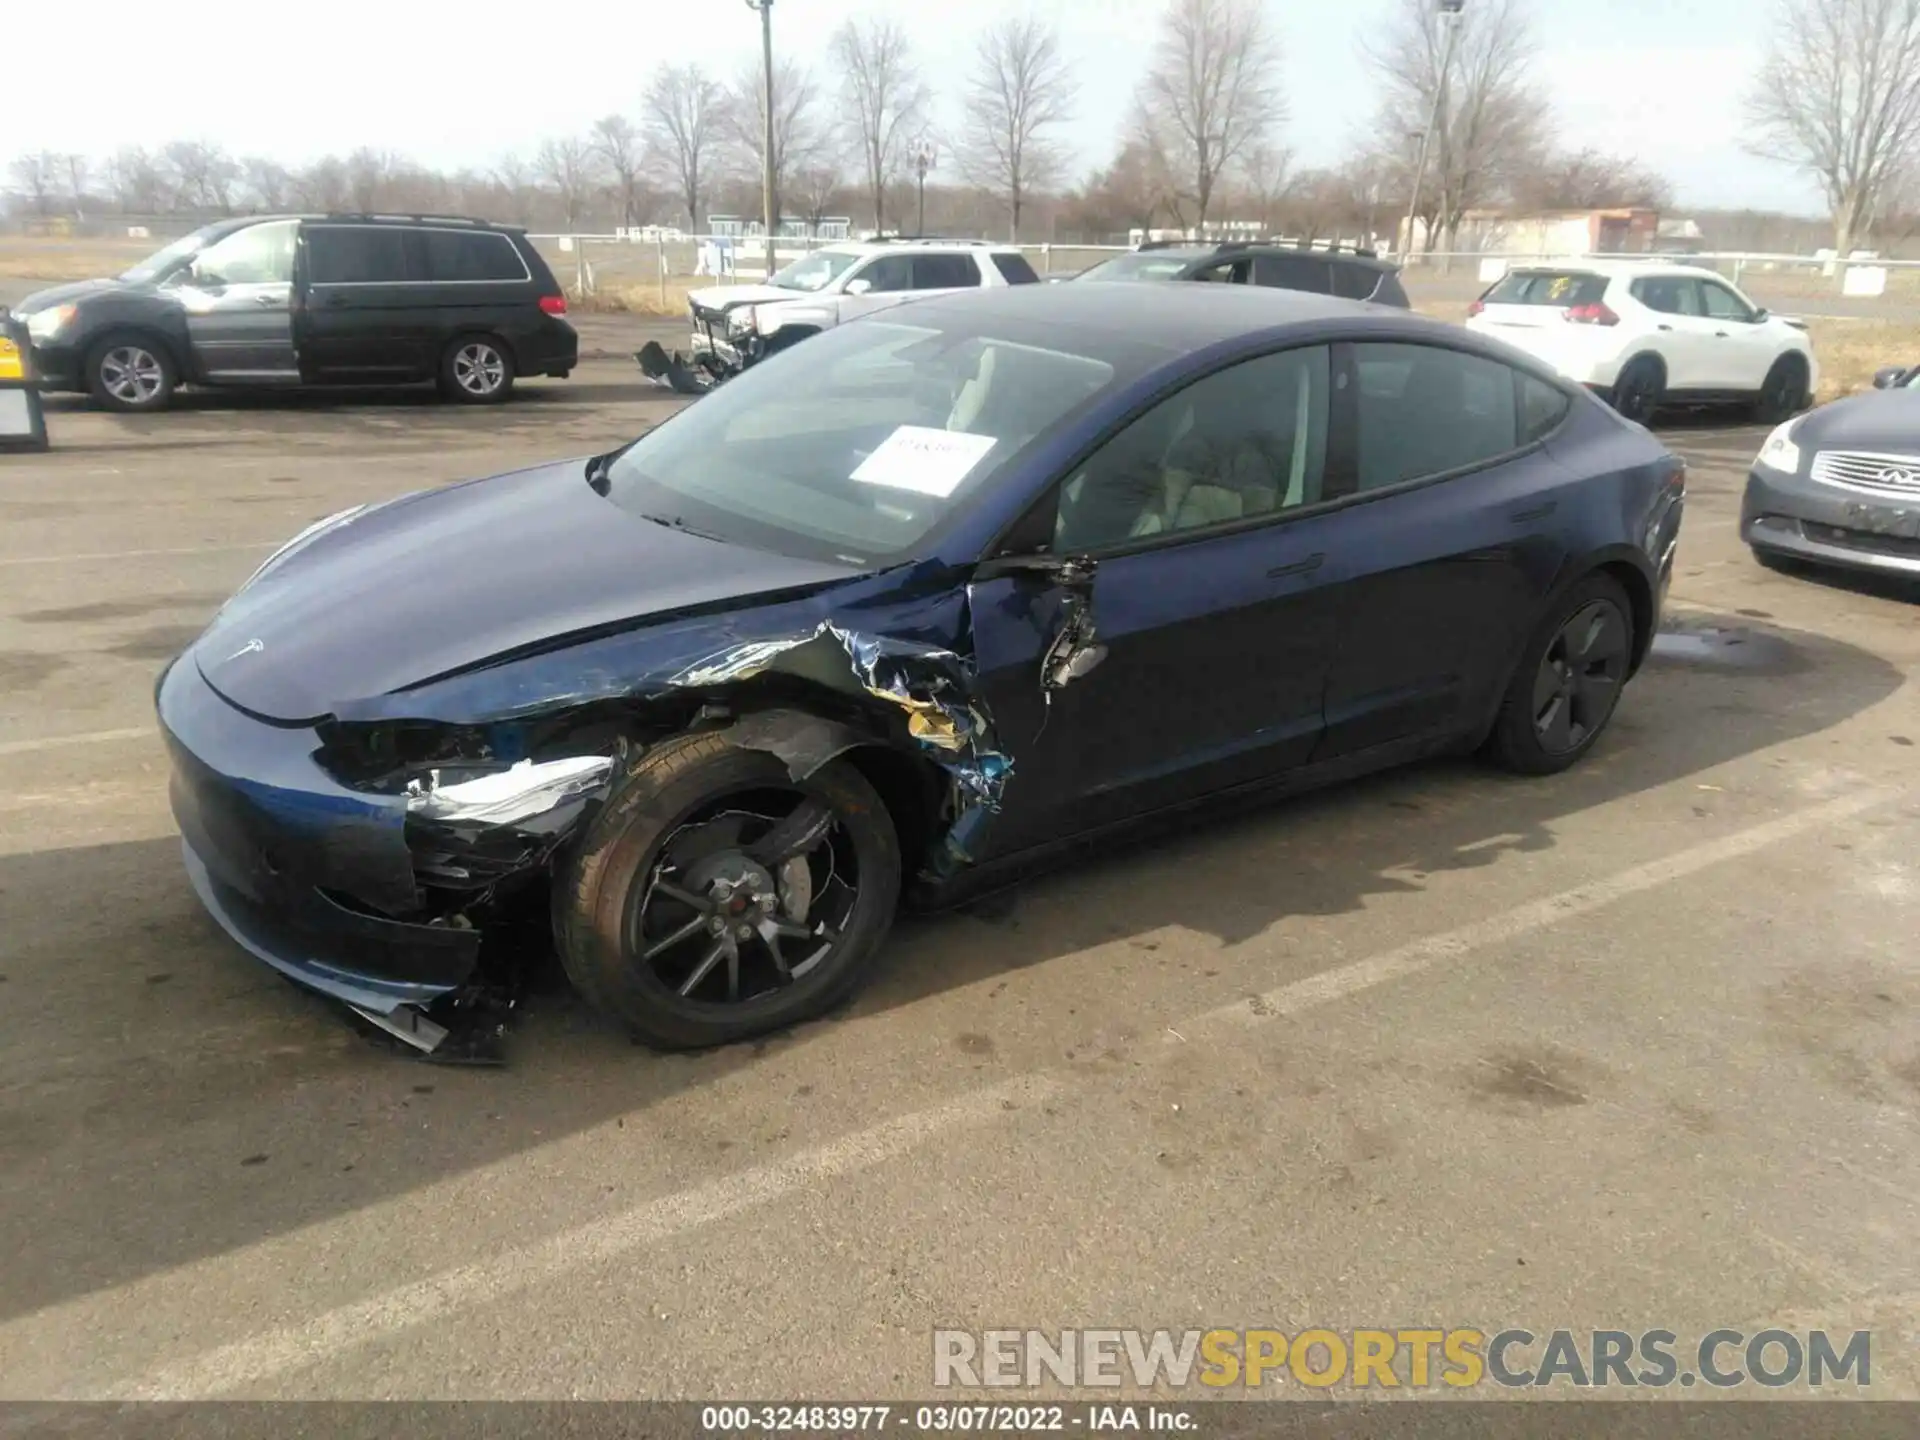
top-left (1751, 354), bottom-right (1808, 423)
top-left (1485, 573), bottom-right (1635, 776)
top-left (1610, 356), bottom-right (1664, 426)
top-left (439, 335), bottom-right (514, 404)
top-left (86, 334), bottom-right (177, 413)
top-left (554, 732), bottom-right (902, 1050)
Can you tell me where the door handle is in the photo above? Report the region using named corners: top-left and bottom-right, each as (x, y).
top-left (1267, 553), bottom-right (1325, 579)
top-left (1656, 324), bottom-right (1673, 331)
top-left (1714, 331), bottom-right (1730, 338)
top-left (1510, 501), bottom-right (1557, 523)
top-left (253, 293), bottom-right (282, 306)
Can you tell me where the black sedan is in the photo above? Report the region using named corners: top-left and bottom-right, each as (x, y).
top-left (1743, 370), bottom-right (1920, 581)
top-left (156, 283), bottom-right (1685, 1057)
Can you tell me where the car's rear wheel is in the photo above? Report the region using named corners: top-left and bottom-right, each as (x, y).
top-left (87, 334), bottom-right (176, 413)
top-left (1610, 357), bottom-right (1664, 425)
top-left (1752, 355), bottom-right (1808, 423)
top-left (440, 335), bottom-right (514, 404)
top-left (1485, 573), bottom-right (1634, 776)
top-left (555, 732), bottom-right (902, 1050)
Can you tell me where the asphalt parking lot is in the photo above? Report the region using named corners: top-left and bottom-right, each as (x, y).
top-left (1, 363), bottom-right (1917, 1404)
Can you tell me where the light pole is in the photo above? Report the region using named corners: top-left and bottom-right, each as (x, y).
top-left (911, 136), bottom-right (937, 237)
top-left (1399, 0), bottom-right (1464, 265)
top-left (746, 0), bottom-right (777, 280)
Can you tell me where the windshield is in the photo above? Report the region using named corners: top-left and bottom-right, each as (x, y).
top-left (118, 226), bottom-right (223, 285)
top-left (1076, 252), bottom-right (1208, 283)
top-left (603, 318), bottom-right (1130, 566)
top-left (768, 249), bottom-right (863, 293)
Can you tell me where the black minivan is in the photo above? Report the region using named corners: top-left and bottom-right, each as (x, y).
top-left (15, 214), bottom-right (577, 411)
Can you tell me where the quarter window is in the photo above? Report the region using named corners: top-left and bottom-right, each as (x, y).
top-left (306, 226), bottom-right (413, 284)
top-left (1518, 372), bottom-right (1572, 444)
top-left (1052, 346), bottom-right (1332, 552)
top-left (421, 230), bottom-right (528, 281)
top-left (990, 252), bottom-right (1041, 285)
top-left (1352, 344), bottom-right (1520, 489)
top-left (1253, 254), bottom-right (1335, 294)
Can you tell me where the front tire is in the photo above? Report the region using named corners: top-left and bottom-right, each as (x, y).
top-left (440, 335), bottom-right (514, 404)
top-left (87, 335), bottom-right (177, 412)
top-left (555, 732), bottom-right (902, 1050)
top-left (1485, 573), bottom-right (1635, 776)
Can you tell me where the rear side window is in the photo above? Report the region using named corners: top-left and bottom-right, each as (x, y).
top-left (1330, 262), bottom-right (1382, 301)
top-left (1369, 271), bottom-right (1411, 308)
top-left (306, 226), bottom-right (412, 284)
top-left (990, 252), bottom-right (1041, 285)
top-left (1252, 253), bottom-right (1335, 294)
top-left (913, 253), bottom-right (983, 289)
top-left (1631, 277), bottom-right (1702, 316)
top-left (1518, 373), bottom-right (1572, 443)
top-left (421, 230), bottom-right (530, 282)
top-left (1352, 344), bottom-right (1521, 490)
top-left (1483, 271), bottom-right (1608, 307)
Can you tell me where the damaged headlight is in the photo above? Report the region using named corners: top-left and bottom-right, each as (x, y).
top-left (726, 306), bottom-right (759, 338)
top-left (405, 755), bottom-right (614, 827)
top-left (236, 504), bottom-right (368, 594)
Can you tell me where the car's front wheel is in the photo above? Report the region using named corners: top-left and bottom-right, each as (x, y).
top-left (87, 335), bottom-right (177, 412)
top-left (555, 732), bottom-right (902, 1050)
top-left (440, 335), bottom-right (515, 404)
top-left (1485, 573), bottom-right (1635, 776)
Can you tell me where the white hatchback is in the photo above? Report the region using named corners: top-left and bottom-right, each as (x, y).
top-left (1465, 262), bottom-right (1817, 425)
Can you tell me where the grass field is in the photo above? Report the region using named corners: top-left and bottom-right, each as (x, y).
top-left (2, 235), bottom-right (1911, 402)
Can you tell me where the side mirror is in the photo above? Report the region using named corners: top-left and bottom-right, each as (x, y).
top-left (974, 550), bottom-right (1096, 587)
top-left (1872, 366), bottom-right (1909, 390)
top-left (845, 278), bottom-right (873, 296)
top-left (1751, 308), bottom-right (1769, 323)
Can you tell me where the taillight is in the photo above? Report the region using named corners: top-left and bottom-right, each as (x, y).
top-left (1564, 302), bottom-right (1619, 326)
top-left (539, 294), bottom-right (569, 316)
top-left (1466, 299), bottom-right (1485, 318)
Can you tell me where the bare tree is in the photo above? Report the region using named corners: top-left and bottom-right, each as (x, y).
top-left (1511, 147), bottom-right (1674, 212)
top-left (1130, 0), bottom-right (1286, 230)
top-left (955, 14), bottom-right (1077, 240)
top-left (592, 115), bottom-right (646, 226)
top-left (290, 156), bottom-right (350, 213)
top-left (1747, 0), bottom-right (1920, 253)
top-left (62, 154), bottom-right (89, 220)
top-left (1363, 0), bottom-right (1542, 252)
top-left (242, 157), bottom-right (294, 211)
top-left (793, 163), bottom-right (847, 233)
top-left (343, 148), bottom-right (403, 212)
top-left (832, 16), bottom-right (931, 231)
top-left (536, 135), bottom-right (598, 230)
top-left (491, 153), bottom-right (539, 223)
top-left (726, 57), bottom-right (823, 230)
top-left (105, 147), bottom-right (169, 213)
top-left (162, 141), bottom-right (240, 213)
top-left (7, 151), bottom-right (59, 216)
top-left (643, 63), bottom-right (727, 231)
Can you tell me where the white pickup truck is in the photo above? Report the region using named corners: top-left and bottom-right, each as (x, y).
top-left (638, 239), bottom-right (1041, 392)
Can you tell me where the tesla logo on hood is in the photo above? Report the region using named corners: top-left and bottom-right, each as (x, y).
top-left (225, 638), bottom-right (265, 661)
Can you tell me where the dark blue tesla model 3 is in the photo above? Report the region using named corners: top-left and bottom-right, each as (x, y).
top-left (156, 283), bottom-right (1685, 1056)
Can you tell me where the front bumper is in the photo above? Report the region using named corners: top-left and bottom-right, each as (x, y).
top-left (688, 310), bottom-right (754, 373)
top-left (1742, 464), bottom-right (1920, 577)
top-left (157, 656), bottom-right (481, 1015)
top-left (27, 340), bottom-right (83, 392)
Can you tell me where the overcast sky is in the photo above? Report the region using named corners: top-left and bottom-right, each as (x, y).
top-left (8, 0), bottom-right (1824, 215)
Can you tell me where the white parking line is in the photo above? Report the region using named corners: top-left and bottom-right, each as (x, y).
top-left (0, 728), bottom-right (152, 758)
top-left (0, 542), bottom-right (275, 568)
top-left (32, 783), bottom-right (1895, 1402)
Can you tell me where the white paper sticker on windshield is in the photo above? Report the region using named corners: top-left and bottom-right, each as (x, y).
top-left (850, 426), bottom-right (998, 497)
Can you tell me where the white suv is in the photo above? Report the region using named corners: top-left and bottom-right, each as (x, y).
top-left (640, 240), bottom-right (1042, 390)
top-left (1465, 262), bottom-right (1817, 425)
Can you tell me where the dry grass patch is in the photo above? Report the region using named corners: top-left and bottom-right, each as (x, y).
top-left (0, 237), bottom-right (152, 284)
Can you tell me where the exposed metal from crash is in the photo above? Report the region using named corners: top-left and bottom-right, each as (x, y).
top-left (405, 755), bottom-right (616, 825)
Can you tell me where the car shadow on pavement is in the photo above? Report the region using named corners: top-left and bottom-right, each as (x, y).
top-left (0, 607), bottom-right (1902, 1323)
top-left (41, 380), bottom-right (667, 416)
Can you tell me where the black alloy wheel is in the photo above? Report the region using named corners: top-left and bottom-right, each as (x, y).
top-left (1612, 358), bottom-right (1663, 425)
top-left (1485, 572), bottom-right (1635, 775)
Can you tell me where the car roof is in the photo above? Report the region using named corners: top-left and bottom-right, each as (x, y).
top-left (824, 238), bottom-right (1022, 256)
top-left (225, 212), bottom-right (528, 234)
top-left (1504, 260), bottom-right (1726, 281)
top-left (901, 279), bottom-right (1423, 350)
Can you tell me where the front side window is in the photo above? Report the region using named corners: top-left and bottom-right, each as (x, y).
top-left (1353, 344), bottom-right (1520, 490)
top-left (120, 227), bottom-right (223, 285)
top-left (187, 221), bottom-right (296, 286)
top-left (1699, 280), bottom-right (1756, 322)
top-left (604, 319), bottom-right (1126, 565)
top-left (1052, 347), bottom-right (1332, 553)
top-left (768, 248), bottom-right (861, 293)
top-left (306, 226), bottom-right (413, 284)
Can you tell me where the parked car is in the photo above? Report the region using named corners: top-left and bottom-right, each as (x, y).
top-left (1873, 363), bottom-right (1920, 390)
top-left (159, 284), bottom-right (1683, 1058)
top-left (15, 214), bottom-right (576, 412)
top-left (1743, 378), bottom-right (1920, 581)
top-left (637, 238), bottom-right (1041, 393)
top-left (1465, 262), bottom-right (1816, 425)
top-left (1074, 240), bottom-right (1411, 308)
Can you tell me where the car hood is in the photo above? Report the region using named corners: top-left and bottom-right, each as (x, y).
top-left (13, 278), bottom-right (130, 314)
top-left (192, 458), bottom-right (863, 723)
top-left (687, 284), bottom-right (814, 315)
top-left (1795, 390), bottom-right (1920, 451)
